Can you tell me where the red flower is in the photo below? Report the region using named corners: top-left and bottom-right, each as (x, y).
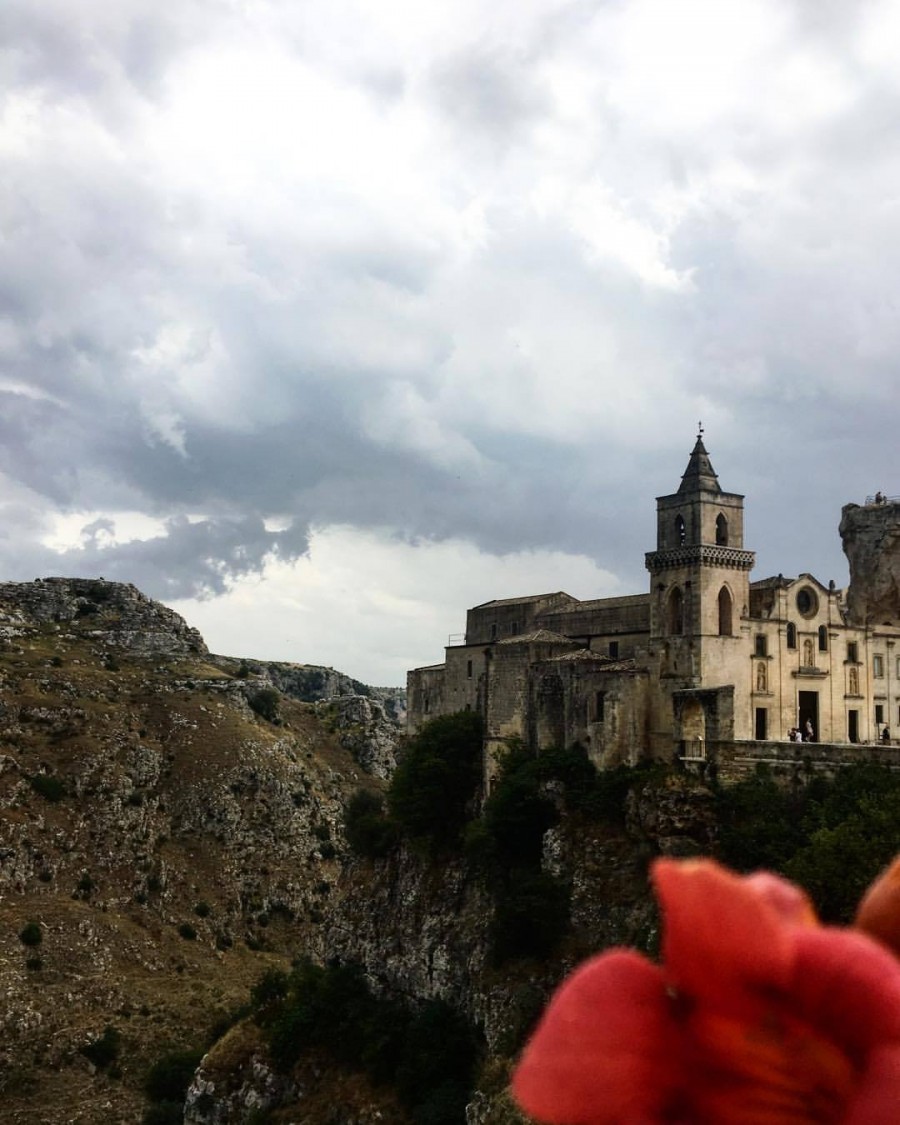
top-left (512, 858), bottom-right (900, 1124)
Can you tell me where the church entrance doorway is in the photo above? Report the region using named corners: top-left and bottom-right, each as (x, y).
top-left (798, 691), bottom-right (819, 742)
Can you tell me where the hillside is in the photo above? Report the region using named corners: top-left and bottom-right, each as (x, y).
top-left (15, 578), bottom-right (883, 1124)
top-left (0, 579), bottom-right (402, 1123)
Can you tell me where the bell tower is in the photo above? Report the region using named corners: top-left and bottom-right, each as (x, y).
top-left (645, 432), bottom-right (755, 655)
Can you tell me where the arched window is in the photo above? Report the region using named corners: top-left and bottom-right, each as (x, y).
top-left (718, 586), bottom-right (733, 636)
top-left (818, 625), bottom-right (828, 652)
top-left (786, 622), bottom-right (797, 649)
top-left (675, 515), bottom-right (686, 546)
top-left (716, 513), bottom-right (728, 546)
top-left (668, 587), bottom-right (684, 635)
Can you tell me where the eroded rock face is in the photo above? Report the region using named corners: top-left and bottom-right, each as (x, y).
top-left (329, 694), bottom-right (400, 779)
top-left (0, 577), bottom-right (207, 655)
top-left (840, 501), bottom-right (900, 625)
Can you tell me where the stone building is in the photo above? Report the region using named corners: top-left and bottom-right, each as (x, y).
top-left (407, 436), bottom-right (900, 779)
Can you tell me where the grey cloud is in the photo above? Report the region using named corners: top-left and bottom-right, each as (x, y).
top-left (0, 0), bottom-right (898, 617)
top-left (427, 45), bottom-right (550, 148)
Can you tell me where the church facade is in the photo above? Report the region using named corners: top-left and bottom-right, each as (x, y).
top-left (407, 437), bottom-right (900, 779)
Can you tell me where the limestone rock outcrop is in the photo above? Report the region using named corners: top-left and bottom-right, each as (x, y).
top-left (840, 501), bottom-right (900, 625)
top-left (327, 694), bottom-right (400, 779)
top-left (0, 577), bottom-right (207, 654)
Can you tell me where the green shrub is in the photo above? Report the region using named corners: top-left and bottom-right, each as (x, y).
top-left (491, 869), bottom-right (570, 965)
top-left (481, 765), bottom-right (557, 867)
top-left (344, 789), bottom-right (398, 857)
top-left (141, 1104), bottom-right (183, 1125)
top-left (80, 1025), bottom-right (121, 1069)
top-left (256, 959), bottom-right (481, 1121)
top-left (248, 688), bottom-right (280, 723)
top-left (388, 712), bottom-right (483, 851)
top-left (193, 900), bottom-right (211, 918)
top-left (716, 766), bottom-right (808, 872)
top-left (26, 956), bottom-right (43, 972)
top-left (178, 923), bottom-right (197, 941)
top-left (268, 960), bottom-right (377, 1073)
top-left (396, 1001), bottom-right (479, 1123)
top-left (29, 774), bottom-right (65, 803)
top-left (251, 967), bottom-right (289, 1014)
top-left (144, 1048), bottom-right (204, 1104)
top-left (19, 921), bottom-right (42, 947)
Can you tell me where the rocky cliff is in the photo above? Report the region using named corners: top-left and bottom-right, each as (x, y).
top-left (840, 500), bottom-right (900, 625)
top-left (0, 579), bottom-right (402, 1124)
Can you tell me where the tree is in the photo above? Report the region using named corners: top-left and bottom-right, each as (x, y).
top-left (388, 712), bottom-right (483, 850)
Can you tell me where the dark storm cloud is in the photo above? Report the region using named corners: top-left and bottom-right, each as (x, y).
top-left (1, 0), bottom-right (899, 619)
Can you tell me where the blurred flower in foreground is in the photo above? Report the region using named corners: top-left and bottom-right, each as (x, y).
top-left (513, 858), bottom-right (900, 1124)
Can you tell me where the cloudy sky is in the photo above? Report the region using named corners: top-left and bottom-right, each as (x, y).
top-left (2, 0), bottom-right (898, 685)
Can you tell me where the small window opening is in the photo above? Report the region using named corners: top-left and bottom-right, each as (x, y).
top-left (876, 704), bottom-right (885, 725)
top-left (675, 515), bottom-right (686, 546)
top-left (754, 634), bottom-right (767, 657)
top-left (595, 692), bottom-right (606, 722)
top-left (787, 623), bottom-right (797, 649)
top-left (466, 659), bottom-right (473, 679)
top-left (608, 641), bottom-right (619, 660)
top-left (716, 513), bottom-right (728, 546)
top-left (490, 623), bottom-right (497, 640)
top-left (668, 587), bottom-right (684, 635)
top-left (874, 654), bottom-right (885, 678)
top-left (847, 640), bottom-right (858, 663)
top-left (718, 586), bottom-right (733, 636)
top-left (818, 625), bottom-right (828, 652)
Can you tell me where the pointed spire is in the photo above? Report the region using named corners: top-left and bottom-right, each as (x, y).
top-left (677, 428), bottom-right (721, 494)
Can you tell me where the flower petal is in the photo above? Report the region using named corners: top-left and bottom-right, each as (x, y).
top-left (855, 855), bottom-right (900, 959)
top-left (844, 1045), bottom-right (900, 1125)
top-left (653, 859), bottom-right (797, 1009)
top-left (512, 950), bottom-right (683, 1124)
top-left (791, 927), bottom-right (900, 1062)
top-left (744, 871), bottom-right (818, 928)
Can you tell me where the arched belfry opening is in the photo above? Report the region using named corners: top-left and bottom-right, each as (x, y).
top-left (675, 515), bottom-right (686, 546)
top-left (668, 586), bottom-right (684, 635)
top-left (716, 513), bottom-right (728, 546)
top-left (718, 585), bottom-right (733, 636)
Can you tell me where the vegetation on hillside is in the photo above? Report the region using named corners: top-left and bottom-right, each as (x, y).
top-left (251, 959), bottom-right (481, 1125)
top-left (716, 762), bottom-right (900, 923)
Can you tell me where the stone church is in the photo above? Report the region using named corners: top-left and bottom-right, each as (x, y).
top-left (407, 436), bottom-right (900, 778)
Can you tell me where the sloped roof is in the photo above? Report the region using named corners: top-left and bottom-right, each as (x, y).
top-left (474, 591), bottom-right (574, 609)
top-left (677, 434), bottom-right (721, 494)
top-left (558, 593), bottom-right (650, 612)
top-left (495, 629), bottom-right (575, 645)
